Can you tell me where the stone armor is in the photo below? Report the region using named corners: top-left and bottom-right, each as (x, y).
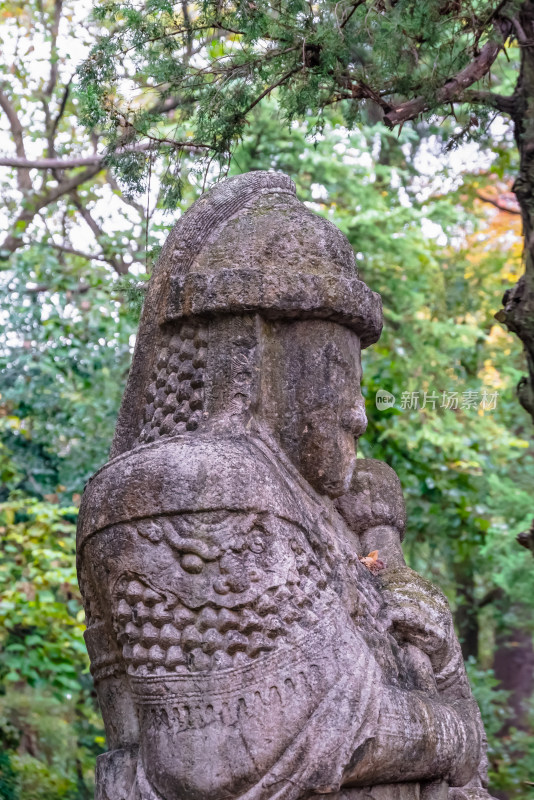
top-left (77, 172), bottom-right (495, 800)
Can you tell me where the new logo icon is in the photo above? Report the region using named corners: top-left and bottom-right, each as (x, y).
top-left (375, 389), bottom-right (395, 410)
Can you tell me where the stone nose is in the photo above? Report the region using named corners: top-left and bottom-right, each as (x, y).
top-left (342, 400), bottom-right (367, 437)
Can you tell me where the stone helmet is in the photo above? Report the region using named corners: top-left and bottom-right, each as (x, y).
top-left (111, 171), bottom-right (383, 458)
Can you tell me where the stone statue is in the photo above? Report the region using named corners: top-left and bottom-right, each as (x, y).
top-left (77, 172), bottom-right (494, 800)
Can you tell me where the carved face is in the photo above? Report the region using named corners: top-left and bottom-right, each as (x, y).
top-left (264, 320), bottom-right (367, 498)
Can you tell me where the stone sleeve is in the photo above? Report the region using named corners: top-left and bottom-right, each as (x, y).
top-left (344, 688), bottom-right (482, 789)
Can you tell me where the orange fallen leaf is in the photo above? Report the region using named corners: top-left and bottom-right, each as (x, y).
top-left (359, 550), bottom-right (386, 575)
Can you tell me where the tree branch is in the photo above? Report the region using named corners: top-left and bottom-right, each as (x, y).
top-left (460, 89), bottom-right (517, 114)
top-left (242, 67), bottom-right (301, 116)
top-left (477, 191), bottom-right (521, 214)
top-left (24, 280), bottom-right (91, 295)
top-left (339, 77), bottom-right (393, 111)
top-left (44, 0), bottom-right (63, 98)
top-left (70, 194), bottom-right (105, 240)
top-left (517, 519), bottom-right (534, 555)
top-left (49, 77), bottom-right (73, 148)
top-left (383, 20), bottom-right (513, 128)
top-left (35, 165), bottom-right (105, 207)
top-left (340, 0), bottom-right (367, 29)
top-left (70, 192), bottom-right (130, 275)
top-left (46, 242), bottom-right (110, 262)
top-left (0, 164), bottom-right (103, 258)
top-left (106, 170), bottom-right (146, 218)
top-left (0, 85), bottom-right (32, 191)
top-left (477, 586), bottom-right (504, 608)
top-left (0, 139), bottom-right (210, 171)
top-left (0, 155), bottom-right (107, 169)
top-left (41, 0), bottom-right (63, 158)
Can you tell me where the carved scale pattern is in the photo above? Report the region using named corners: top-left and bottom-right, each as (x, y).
top-left (112, 558), bottom-right (326, 677)
top-left (138, 321), bottom-right (207, 443)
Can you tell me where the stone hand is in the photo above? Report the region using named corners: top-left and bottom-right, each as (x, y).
top-left (380, 567), bottom-right (455, 664)
top-left (380, 565), bottom-right (472, 699)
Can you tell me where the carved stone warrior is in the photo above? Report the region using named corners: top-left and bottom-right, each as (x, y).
top-left (77, 172), bottom-right (494, 800)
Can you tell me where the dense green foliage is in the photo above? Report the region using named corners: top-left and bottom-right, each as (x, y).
top-left (1, 2), bottom-right (533, 798)
top-left (79, 0), bottom-right (518, 201)
top-left (2, 109), bottom-right (534, 796)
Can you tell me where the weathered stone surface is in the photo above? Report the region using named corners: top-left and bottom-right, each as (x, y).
top-left (77, 171), bottom-right (495, 800)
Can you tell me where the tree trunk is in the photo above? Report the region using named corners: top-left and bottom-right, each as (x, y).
top-left (493, 624), bottom-right (534, 731)
top-left (452, 559), bottom-right (479, 660)
top-left (491, 613), bottom-right (534, 800)
top-left (498, 1), bottom-right (534, 426)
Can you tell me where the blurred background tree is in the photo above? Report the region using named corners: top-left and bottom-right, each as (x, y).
top-left (0, 1), bottom-right (533, 798)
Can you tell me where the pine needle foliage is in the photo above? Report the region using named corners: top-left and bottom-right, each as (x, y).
top-left (79, 0), bottom-right (517, 201)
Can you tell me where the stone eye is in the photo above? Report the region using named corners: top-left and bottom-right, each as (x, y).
top-left (181, 553), bottom-right (204, 574)
top-left (249, 536), bottom-right (264, 554)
